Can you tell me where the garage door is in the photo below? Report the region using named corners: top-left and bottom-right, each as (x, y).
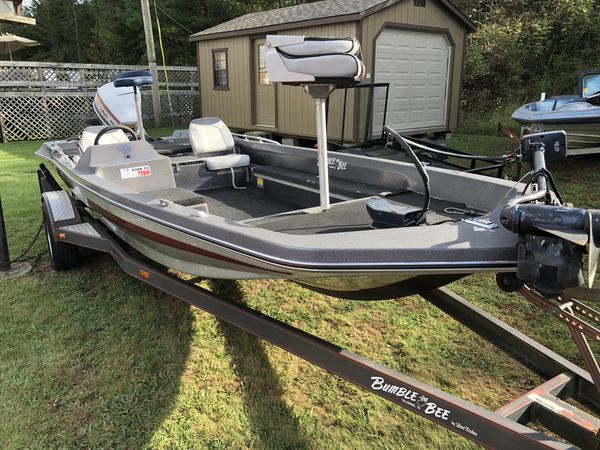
top-left (373, 28), bottom-right (451, 134)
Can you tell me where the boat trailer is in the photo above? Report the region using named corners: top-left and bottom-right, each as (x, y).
top-left (38, 164), bottom-right (600, 449)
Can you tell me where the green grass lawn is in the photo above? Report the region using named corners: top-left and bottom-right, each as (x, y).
top-left (1, 133), bottom-right (599, 449)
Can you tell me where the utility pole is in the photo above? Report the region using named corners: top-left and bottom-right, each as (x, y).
top-left (140, 0), bottom-right (162, 127)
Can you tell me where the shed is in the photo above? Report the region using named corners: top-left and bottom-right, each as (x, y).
top-left (0, 1), bottom-right (35, 25)
top-left (190, 0), bottom-right (475, 143)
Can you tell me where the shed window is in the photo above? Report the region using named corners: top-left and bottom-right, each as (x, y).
top-left (212, 50), bottom-right (229, 89)
top-left (414, 0), bottom-right (426, 6)
top-left (258, 44), bottom-right (271, 85)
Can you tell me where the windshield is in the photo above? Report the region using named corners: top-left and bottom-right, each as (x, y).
top-left (582, 73), bottom-right (600, 97)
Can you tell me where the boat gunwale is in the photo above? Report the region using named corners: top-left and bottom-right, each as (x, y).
top-left (37, 142), bottom-right (521, 272)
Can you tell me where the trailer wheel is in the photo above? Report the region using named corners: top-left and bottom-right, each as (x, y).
top-left (42, 200), bottom-right (79, 271)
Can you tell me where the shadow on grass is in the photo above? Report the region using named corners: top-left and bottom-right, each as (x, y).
top-left (208, 279), bottom-right (309, 450)
top-left (1, 254), bottom-right (195, 448)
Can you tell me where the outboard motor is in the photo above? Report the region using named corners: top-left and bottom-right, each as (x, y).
top-left (93, 70), bottom-right (154, 140)
top-left (500, 131), bottom-right (600, 296)
top-left (93, 81), bottom-right (138, 128)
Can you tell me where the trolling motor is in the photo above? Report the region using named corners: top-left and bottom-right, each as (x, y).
top-left (500, 131), bottom-right (600, 296)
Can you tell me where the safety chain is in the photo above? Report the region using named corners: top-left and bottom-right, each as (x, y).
top-left (9, 219), bottom-right (47, 264)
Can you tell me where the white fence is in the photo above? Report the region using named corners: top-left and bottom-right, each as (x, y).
top-left (0, 61), bottom-right (200, 142)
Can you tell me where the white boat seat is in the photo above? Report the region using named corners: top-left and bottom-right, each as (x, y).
top-left (265, 35), bottom-right (366, 85)
top-left (190, 117), bottom-right (235, 155)
top-left (79, 126), bottom-right (129, 153)
top-left (205, 153), bottom-right (250, 171)
top-left (189, 117), bottom-right (250, 189)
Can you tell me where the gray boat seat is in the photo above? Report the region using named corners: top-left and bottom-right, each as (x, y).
top-left (281, 54), bottom-right (365, 80)
top-left (113, 70), bottom-right (154, 88)
top-left (189, 117), bottom-right (249, 189)
top-left (265, 35), bottom-right (366, 84)
top-left (280, 37), bottom-right (361, 56)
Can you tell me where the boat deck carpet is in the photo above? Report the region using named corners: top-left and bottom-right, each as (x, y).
top-left (200, 186), bottom-right (479, 234)
top-left (201, 187), bottom-right (302, 221)
top-left (252, 192), bottom-right (475, 235)
top-left (145, 188), bottom-right (206, 207)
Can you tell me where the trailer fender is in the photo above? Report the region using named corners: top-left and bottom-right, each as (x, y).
top-left (41, 190), bottom-right (81, 229)
top-left (41, 190), bottom-right (80, 270)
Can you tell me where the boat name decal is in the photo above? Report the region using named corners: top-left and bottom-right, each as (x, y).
top-left (369, 376), bottom-right (476, 436)
top-left (120, 165), bottom-right (152, 179)
top-left (327, 157), bottom-right (348, 171)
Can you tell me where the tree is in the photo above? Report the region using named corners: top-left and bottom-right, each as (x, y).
top-left (0, 0), bottom-right (318, 65)
top-left (455, 0), bottom-right (600, 114)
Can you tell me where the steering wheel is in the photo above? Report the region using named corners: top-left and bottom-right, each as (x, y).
top-left (94, 124), bottom-right (139, 146)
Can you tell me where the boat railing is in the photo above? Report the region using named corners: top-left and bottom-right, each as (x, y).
top-left (336, 82), bottom-right (390, 146)
top-left (232, 133), bottom-right (281, 145)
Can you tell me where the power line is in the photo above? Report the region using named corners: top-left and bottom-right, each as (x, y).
top-left (153, 0), bottom-right (175, 129)
top-left (72, 0), bottom-right (81, 62)
top-left (155, 4), bottom-right (193, 34)
top-left (29, 1), bottom-right (194, 39)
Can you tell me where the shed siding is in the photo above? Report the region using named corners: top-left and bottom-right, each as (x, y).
top-left (277, 22), bottom-right (358, 141)
top-left (198, 36), bottom-right (251, 129)
top-left (360, 0), bottom-right (466, 137)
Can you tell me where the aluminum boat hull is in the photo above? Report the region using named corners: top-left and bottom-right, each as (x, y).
top-left (38, 137), bottom-right (523, 300)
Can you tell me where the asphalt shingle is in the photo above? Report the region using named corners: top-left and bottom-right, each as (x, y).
top-left (191, 0), bottom-right (388, 37)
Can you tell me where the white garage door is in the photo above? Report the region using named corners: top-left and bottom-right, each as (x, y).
top-left (373, 28), bottom-right (451, 134)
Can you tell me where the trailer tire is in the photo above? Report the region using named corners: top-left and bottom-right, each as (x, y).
top-left (42, 200), bottom-right (79, 271)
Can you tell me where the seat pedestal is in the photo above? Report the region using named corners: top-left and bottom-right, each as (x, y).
top-left (305, 84), bottom-right (336, 211)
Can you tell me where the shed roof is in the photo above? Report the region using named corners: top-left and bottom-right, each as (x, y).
top-left (190, 0), bottom-right (476, 42)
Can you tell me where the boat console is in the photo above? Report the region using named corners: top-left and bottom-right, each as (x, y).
top-left (76, 139), bottom-right (176, 193)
